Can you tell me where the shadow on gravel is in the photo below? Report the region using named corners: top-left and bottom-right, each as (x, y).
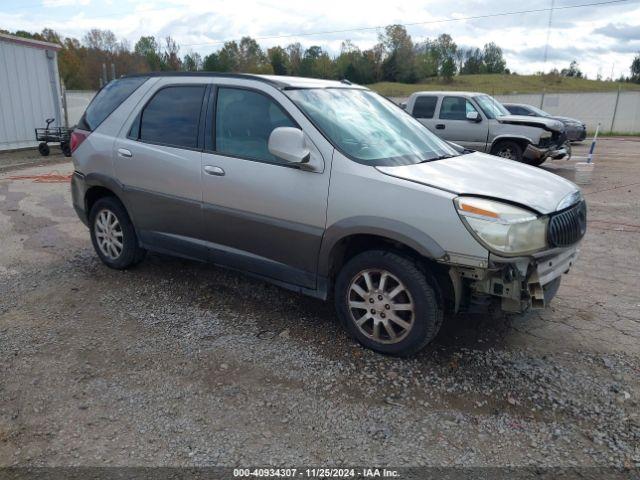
top-left (134, 251), bottom-right (516, 362)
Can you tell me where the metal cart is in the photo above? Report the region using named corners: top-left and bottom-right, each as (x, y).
top-left (35, 118), bottom-right (72, 157)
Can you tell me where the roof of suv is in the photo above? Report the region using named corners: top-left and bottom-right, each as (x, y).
top-left (123, 72), bottom-right (366, 90)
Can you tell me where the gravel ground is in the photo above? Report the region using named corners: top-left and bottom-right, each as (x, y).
top-left (0, 140), bottom-right (638, 470)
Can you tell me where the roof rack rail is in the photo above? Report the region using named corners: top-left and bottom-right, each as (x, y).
top-left (120, 71), bottom-right (288, 89)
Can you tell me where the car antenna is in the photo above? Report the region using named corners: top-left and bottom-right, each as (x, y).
top-left (340, 78), bottom-right (352, 85)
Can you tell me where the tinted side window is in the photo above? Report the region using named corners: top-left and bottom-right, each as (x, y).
top-left (412, 96), bottom-right (437, 119)
top-left (139, 86), bottom-right (205, 149)
top-left (439, 96), bottom-right (478, 120)
top-left (79, 76), bottom-right (147, 131)
top-left (215, 87), bottom-right (296, 164)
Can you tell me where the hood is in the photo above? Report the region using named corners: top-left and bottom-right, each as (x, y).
top-left (496, 114), bottom-right (564, 132)
top-left (550, 115), bottom-right (583, 126)
top-left (376, 151), bottom-right (579, 214)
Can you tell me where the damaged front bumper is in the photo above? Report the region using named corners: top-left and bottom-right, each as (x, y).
top-left (448, 246), bottom-right (579, 313)
top-left (524, 143), bottom-right (568, 162)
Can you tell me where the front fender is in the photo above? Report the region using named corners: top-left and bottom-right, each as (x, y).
top-left (317, 216), bottom-right (446, 277)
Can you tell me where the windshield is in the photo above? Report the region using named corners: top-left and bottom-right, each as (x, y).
top-left (527, 105), bottom-right (551, 117)
top-left (286, 88), bottom-right (458, 166)
top-left (474, 95), bottom-right (510, 120)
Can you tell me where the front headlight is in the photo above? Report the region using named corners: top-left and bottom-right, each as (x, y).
top-left (454, 197), bottom-right (548, 255)
top-left (539, 131), bottom-right (552, 139)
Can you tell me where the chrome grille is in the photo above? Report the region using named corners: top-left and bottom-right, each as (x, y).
top-left (548, 200), bottom-right (587, 247)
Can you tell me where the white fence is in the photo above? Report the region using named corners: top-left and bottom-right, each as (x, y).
top-left (66, 89), bottom-right (640, 134)
top-left (393, 90), bottom-right (640, 134)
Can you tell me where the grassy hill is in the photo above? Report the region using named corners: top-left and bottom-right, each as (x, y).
top-left (368, 74), bottom-right (640, 97)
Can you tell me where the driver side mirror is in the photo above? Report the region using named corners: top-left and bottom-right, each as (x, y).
top-left (268, 127), bottom-right (311, 165)
top-left (466, 111), bottom-right (481, 122)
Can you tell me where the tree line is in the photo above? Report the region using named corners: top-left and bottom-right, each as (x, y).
top-left (4, 25), bottom-right (639, 89)
top-left (2, 25), bottom-right (511, 89)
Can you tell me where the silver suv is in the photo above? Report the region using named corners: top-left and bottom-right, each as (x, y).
top-left (402, 92), bottom-right (568, 165)
top-left (70, 74), bottom-right (586, 356)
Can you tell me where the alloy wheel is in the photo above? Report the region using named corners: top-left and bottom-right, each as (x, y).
top-left (347, 269), bottom-right (415, 344)
top-left (497, 147), bottom-right (515, 159)
top-left (94, 209), bottom-right (124, 260)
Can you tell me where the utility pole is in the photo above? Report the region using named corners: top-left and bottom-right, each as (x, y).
top-left (542, 0), bottom-right (556, 68)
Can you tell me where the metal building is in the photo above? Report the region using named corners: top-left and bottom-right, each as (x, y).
top-left (0, 33), bottom-right (63, 151)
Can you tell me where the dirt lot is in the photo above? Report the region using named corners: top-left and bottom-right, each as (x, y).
top-left (0, 139), bottom-right (638, 469)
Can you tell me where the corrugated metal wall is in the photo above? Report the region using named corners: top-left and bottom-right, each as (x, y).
top-left (0, 39), bottom-right (63, 150)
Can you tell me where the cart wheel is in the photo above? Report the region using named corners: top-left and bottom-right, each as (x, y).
top-left (61, 142), bottom-right (72, 157)
top-left (38, 142), bottom-right (50, 156)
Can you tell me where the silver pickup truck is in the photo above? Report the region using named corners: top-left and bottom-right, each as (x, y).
top-left (402, 91), bottom-right (568, 166)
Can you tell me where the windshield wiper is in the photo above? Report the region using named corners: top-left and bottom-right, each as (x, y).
top-left (420, 154), bottom-right (456, 163)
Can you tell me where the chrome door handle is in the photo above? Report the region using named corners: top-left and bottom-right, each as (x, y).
top-left (117, 148), bottom-right (132, 158)
top-left (204, 165), bottom-right (225, 176)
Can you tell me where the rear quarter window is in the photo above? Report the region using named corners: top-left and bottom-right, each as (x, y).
top-left (412, 96), bottom-right (438, 119)
top-left (78, 77), bottom-right (148, 131)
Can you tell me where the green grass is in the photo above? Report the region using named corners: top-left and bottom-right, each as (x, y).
top-left (368, 74), bottom-right (640, 97)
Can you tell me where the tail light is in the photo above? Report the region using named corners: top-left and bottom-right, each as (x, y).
top-left (70, 129), bottom-right (90, 153)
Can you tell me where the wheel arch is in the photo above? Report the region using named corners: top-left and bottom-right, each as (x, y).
top-left (318, 218), bottom-right (456, 309)
top-left (490, 135), bottom-right (532, 153)
top-left (319, 218), bottom-right (446, 278)
top-left (83, 173), bottom-right (128, 216)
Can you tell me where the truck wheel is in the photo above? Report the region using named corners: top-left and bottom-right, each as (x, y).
top-left (491, 140), bottom-right (523, 162)
top-left (89, 196), bottom-right (146, 270)
top-left (334, 250), bottom-right (443, 356)
top-left (38, 142), bottom-right (50, 156)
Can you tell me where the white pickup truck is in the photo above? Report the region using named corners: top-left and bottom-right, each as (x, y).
top-left (401, 91), bottom-right (568, 166)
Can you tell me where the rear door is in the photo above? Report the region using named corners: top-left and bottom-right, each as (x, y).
top-left (435, 96), bottom-right (489, 151)
top-left (200, 83), bottom-right (331, 289)
top-left (113, 80), bottom-right (208, 259)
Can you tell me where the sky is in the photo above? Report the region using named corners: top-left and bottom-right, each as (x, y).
top-left (1, 0), bottom-right (640, 79)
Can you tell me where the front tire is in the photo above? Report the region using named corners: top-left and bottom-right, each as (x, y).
top-left (334, 250), bottom-right (443, 356)
top-left (89, 197), bottom-right (146, 269)
top-left (491, 140), bottom-right (523, 162)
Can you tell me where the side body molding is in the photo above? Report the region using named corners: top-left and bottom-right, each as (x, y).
top-left (317, 216), bottom-right (447, 277)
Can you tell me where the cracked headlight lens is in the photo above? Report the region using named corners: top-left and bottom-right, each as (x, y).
top-left (454, 197), bottom-right (548, 255)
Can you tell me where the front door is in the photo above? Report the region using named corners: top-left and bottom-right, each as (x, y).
top-left (200, 85), bottom-right (331, 289)
top-left (113, 83), bottom-right (208, 259)
top-left (435, 96), bottom-right (489, 151)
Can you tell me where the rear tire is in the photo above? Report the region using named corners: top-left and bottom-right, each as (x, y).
top-left (89, 196), bottom-right (146, 269)
top-left (38, 142), bottom-right (50, 156)
top-left (491, 140), bottom-right (523, 162)
top-left (334, 250), bottom-right (443, 356)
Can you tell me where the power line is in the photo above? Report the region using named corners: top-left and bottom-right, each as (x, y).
top-left (181, 0), bottom-right (636, 47)
top-left (543, 0), bottom-right (557, 65)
